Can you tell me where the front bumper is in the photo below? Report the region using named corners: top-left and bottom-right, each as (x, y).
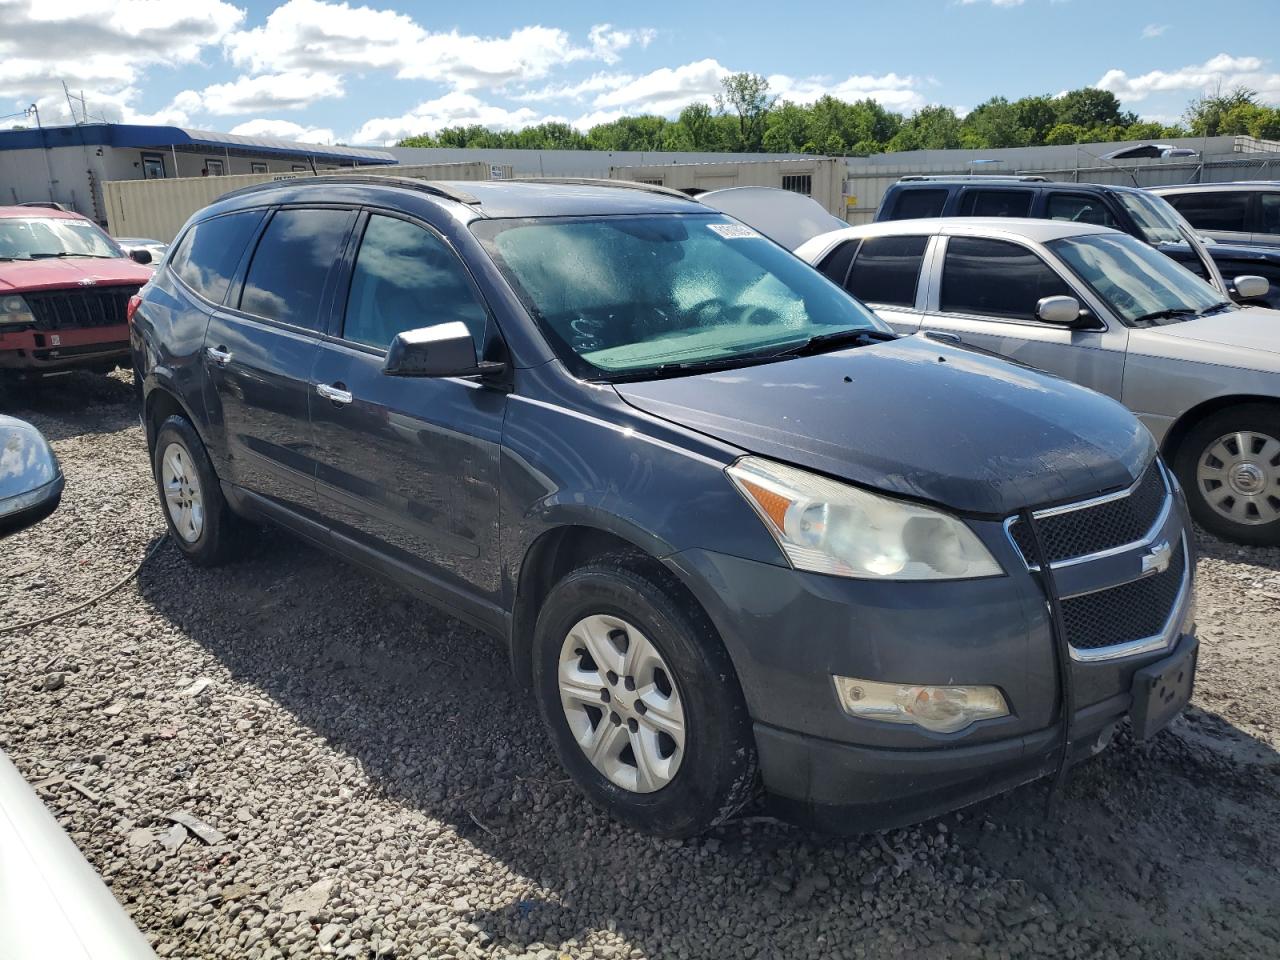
top-left (757, 630), bottom-right (1197, 833)
top-left (664, 496), bottom-right (1195, 832)
top-left (0, 324), bottom-right (130, 371)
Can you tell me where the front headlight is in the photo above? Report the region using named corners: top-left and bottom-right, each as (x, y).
top-left (0, 295), bottom-right (34, 325)
top-left (726, 456), bottom-right (1002, 580)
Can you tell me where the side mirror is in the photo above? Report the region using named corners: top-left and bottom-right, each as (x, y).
top-left (1035, 295), bottom-right (1083, 326)
top-left (1233, 275), bottom-right (1270, 300)
top-left (0, 417), bottom-right (64, 538)
top-left (383, 321), bottom-right (505, 379)
top-left (128, 248), bottom-right (153, 265)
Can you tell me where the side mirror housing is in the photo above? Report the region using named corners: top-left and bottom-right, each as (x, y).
top-left (1035, 295), bottom-right (1083, 326)
top-left (383, 321), bottom-right (505, 379)
top-left (1233, 275), bottom-right (1270, 301)
top-left (0, 417), bottom-right (64, 538)
top-left (128, 248), bottom-right (153, 265)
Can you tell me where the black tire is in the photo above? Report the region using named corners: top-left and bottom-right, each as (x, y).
top-left (532, 555), bottom-right (757, 838)
top-left (151, 414), bottom-right (244, 566)
top-left (1173, 403), bottom-right (1280, 547)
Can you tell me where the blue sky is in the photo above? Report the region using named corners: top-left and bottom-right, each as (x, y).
top-left (2, 0), bottom-right (1279, 145)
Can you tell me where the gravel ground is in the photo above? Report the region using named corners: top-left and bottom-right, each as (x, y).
top-left (2, 370), bottom-right (1278, 960)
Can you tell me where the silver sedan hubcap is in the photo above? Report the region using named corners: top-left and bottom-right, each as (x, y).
top-left (558, 614), bottom-right (686, 793)
top-left (1197, 430), bottom-right (1280, 525)
top-left (160, 441), bottom-right (205, 543)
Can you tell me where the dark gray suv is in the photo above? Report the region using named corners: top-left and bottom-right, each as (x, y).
top-left (130, 176), bottom-right (1198, 836)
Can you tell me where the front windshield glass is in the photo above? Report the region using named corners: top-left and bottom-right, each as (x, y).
top-left (0, 217), bottom-right (123, 260)
top-left (472, 215), bottom-right (887, 378)
top-left (1049, 233), bottom-right (1227, 325)
top-left (1111, 191), bottom-right (1187, 245)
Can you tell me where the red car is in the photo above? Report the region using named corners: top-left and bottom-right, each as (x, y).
top-left (0, 206), bottom-right (154, 386)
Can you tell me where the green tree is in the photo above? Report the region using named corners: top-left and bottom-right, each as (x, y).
top-left (669, 103), bottom-right (724, 151)
top-left (715, 72), bottom-right (776, 151)
top-left (1055, 88), bottom-right (1135, 129)
top-left (1012, 95), bottom-right (1059, 145)
top-left (961, 97), bottom-right (1030, 148)
top-left (891, 105), bottom-right (963, 151)
top-left (585, 115), bottom-right (671, 150)
top-left (762, 101), bottom-right (812, 153)
top-left (1184, 85), bottom-right (1259, 136)
top-left (1044, 122), bottom-right (1086, 145)
top-left (396, 134), bottom-right (439, 147)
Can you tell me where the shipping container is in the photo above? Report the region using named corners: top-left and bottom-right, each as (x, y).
top-left (103, 162), bottom-right (512, 243)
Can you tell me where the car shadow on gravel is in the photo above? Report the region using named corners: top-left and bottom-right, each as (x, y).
top-left (133, 527), bottom-right (1280, 960)
top-left (3, 369), bottom-right (138, 441)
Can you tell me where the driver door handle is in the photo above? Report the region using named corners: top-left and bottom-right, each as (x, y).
top-left (206, 345), bottom-right (232, 365)
top-left (316, 382), bottom-right (353, 405)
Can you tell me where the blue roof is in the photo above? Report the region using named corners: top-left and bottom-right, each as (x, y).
top-left (0, 124), bottom-right (396, 165)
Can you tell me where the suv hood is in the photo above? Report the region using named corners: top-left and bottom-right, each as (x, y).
top-left (1131, 308), bottom-right (1280, 373)
top-left (615, 336), bottom-right (1153, 516)
top-left (0, 257), bottom-right (152, 293)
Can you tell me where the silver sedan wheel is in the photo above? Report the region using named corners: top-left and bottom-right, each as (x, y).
top-left (160, 441), bottom-right (205, 543)
top-left (1196, 430), bottom-right (1280, 526)
top-left (558, 614), bottom-right (686, 794)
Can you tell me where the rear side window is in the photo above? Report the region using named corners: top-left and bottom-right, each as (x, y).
top-left (1260, 194), bottom-right (1280, 236)
top-left (816, 239), bottom-right (859, 285)
top-left (343, 214), bottom-right (488, 350)
top-left (886, 189), bottom-right (947, 220)
top-left (1046, 194), bottom-right (1119, 229)
top-left (169, 211), bottom-right (264, 304)
top-left (958, 190), bottom-right (1033, 218)
top-left (239, 208), bottom-right (353, 330)
top-left (1166, 192), bottom-right (1251, 232)
top-left (846, 236), bottom-right (928, 307)
top-left (941, 236), bottom-right (1072, 321)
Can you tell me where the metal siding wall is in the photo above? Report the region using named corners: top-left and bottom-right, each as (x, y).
top-left (103, 162), bottom-right (505, 242)
top-left (610, 158), bottom-right (848, 216)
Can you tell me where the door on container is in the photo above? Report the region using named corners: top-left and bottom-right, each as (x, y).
top-left (1165, 191), bottom-right (1255, 247)
top-left (919, 235), bottom-right (1127, 400)
top-left (203, 205), bottom-right (356, 524)
top-left (308, 210), bottom-right (506, 619)
top-left (830, 234), bottom-right (932, 334)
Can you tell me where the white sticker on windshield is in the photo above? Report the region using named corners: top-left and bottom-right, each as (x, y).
top-left (707, 222), bottom-right (759, 240)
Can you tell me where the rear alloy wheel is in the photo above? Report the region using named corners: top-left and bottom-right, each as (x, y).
top-left (533, 557), bottom-right (756, 837)
top-left (1176, 404), bottom-right (1280, 546)
top-left (151, 415), bottom-right (246, 566)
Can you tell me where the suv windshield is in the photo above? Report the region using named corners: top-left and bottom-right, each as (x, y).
top-left (1111, 191), bottom-right (1188, 246)
top-left (472, 214), bottom-right (887, 379)
top-left (1049, 233), bottom-right (1228, 326)
top-left (0, 217), bottom-right (123, 260)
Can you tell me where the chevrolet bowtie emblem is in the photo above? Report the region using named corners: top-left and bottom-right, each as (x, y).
top-left (1142, 540), bottom-right (1173, 577)
top-left (77, 277), bottom-right (97, 286)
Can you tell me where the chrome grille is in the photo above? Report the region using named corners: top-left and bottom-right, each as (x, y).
top-left (1009, 461), bottom-right (1168, 566)
top-left (24, 285), bottom-right (139, 331)
top-left (1060, 543), bottom-right (1187, 651)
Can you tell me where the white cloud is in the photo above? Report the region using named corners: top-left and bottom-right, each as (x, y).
top-left (587, 24), bottom-right (657, 64)
top-left (593, 59), bottom-right (730, 115)
top-left (1141, 23), bottom-right (1169, 39)
top-left (510, 73), bottom-right (636, 103)
top-left (1096, 53), bottom-right (1280, 103)
top-left (770, 72), bottom-right (925, 112)
top-left (199, 71), bottom-right (345, 115)
top-left (229, 118), bottom-right (337, 144)
top-left (0, 0), bottom-right (244, 117)
top-left (352, 92), bottom-right (563, 144)
top-left (224, 1), bottom-right (654, 92)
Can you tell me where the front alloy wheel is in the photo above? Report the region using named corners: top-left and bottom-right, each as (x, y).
top-left (558, 614), bottom-right (686, 793)
top-left (532, 557), bottom-right (757, 837)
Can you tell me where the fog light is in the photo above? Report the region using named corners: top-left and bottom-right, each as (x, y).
top-left (833, 676), bottom-right (1009, 734)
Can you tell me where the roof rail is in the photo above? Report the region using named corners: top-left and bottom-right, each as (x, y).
top-left (216, 174), bottom-right (481, 205)
top-left (898, 175), bottom-right (1049, 183)
top-left (508, 176), bottom-right (695, 200)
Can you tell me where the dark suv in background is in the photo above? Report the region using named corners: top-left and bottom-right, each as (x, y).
top-left (130, 176), bottom-right (1197, 836)
top-left (876, 176), bottom-right (1277, 309)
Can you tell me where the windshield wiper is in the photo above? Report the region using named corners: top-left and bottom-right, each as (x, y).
top-left (1196, 300), bottom-right (1236, 316)
top-left (1131, 307), bottom-right (1198, 326)
top-left (772, 327), bottom-right (898, 357)
top-left (28, 252), bottom-right (114, 259)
